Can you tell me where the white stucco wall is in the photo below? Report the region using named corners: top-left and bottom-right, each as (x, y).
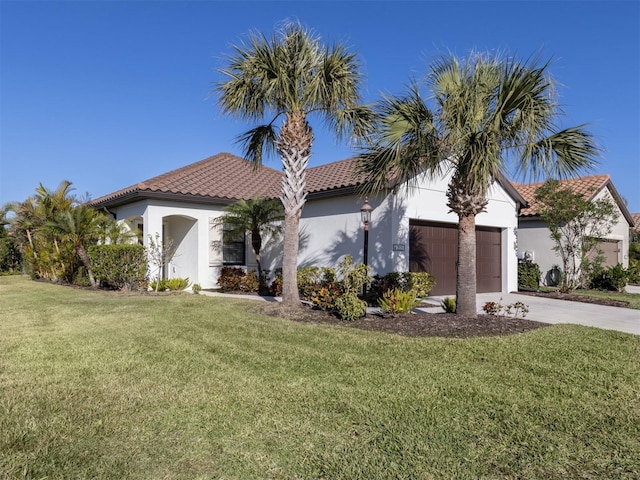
top-left (112, 200), bottom-right (228, 289)
top-left (108, 169), bottom-right (520, 293)
top-left (295, 171), bottom-right (520, 293)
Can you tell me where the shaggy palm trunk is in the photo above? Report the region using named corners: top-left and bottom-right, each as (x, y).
top-left (75, 244), bottom-right (97, 288)
top-left (277, 111), bottom-right (313, 307)
top-left (456, 214), bottom-right (477, 316)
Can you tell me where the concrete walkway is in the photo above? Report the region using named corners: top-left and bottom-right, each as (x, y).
top-left (200, 289), bottom-right (640, 336)
top-left (425, 291), bottom-right (640, 335)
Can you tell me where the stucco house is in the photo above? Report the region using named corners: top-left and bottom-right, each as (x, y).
top-left (512, 174), bottom-right (634, 286)
top-left (90, 152), bottom-right (527, 295)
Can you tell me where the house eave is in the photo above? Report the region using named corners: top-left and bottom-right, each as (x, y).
top-left (90, 190), bottom-right (240, 209)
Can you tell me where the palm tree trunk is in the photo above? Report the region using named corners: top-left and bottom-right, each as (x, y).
top-left (75, 244), bottom-right (97, 288)
top-left (281, 212), bottom-right (301, 305)
top-left (456, 213), bottom-right (477, 316)
top-left (277, 111), bottom-right (312, 307)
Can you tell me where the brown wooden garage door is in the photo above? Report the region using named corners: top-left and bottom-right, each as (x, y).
top-left (409, 221), bottom-right (502, 295)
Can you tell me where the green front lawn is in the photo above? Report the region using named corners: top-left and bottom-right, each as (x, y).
top-left (1, 276), bottom-right (639, 479)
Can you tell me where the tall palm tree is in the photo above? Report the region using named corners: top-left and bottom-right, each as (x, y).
top-left (217, 22), bottom-right (372, 306)
top-left (45, 204), bottom-right (108, 287)
top-left (214, 197), bottom-right (284, 293)
top-left (357, 53), bottom-right (599, 316)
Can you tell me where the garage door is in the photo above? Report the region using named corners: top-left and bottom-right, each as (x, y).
top-left (588, 239), bottom-right (620, 267)
top-left (409, 221), bottom-right (502, 296)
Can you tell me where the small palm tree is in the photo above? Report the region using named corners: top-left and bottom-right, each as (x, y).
top-left (217, 22), bottom-right (372, 306)
top-left (214, 197), bottom-right (284, 293)
top-left (358, 53), bottom-right (599, 316)
top-left (45, 205), bottom-right (108, 287)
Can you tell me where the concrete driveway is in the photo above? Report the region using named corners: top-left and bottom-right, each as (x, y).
top-left (426, 290), bottom-right (640, 335)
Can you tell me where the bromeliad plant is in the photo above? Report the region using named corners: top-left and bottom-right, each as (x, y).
top-left (378, 288), bottom-right (420, 315)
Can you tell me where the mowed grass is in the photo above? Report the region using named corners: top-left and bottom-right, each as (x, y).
top-left (1, 276), bottom-right (639, 479)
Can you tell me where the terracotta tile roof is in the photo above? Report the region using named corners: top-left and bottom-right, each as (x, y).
top-left (91, 152), bottom-right (283, 207)
top-left (306, 157), bottom-right (366, 193)
top-left (511, 174), bottom-right (611, 217)
top-left (631, 213), bottom-right (640, 233)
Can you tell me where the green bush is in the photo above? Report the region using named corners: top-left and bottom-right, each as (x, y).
top-left (378, 288), bottom-right (420, 315)
top-left (518, 261), bottom-right (541, 290)
top-left (441, 297), bottom-right (457, 313)
top-left (589, 264), bottom-right (628, 292)
top-left (334, 292), bottom-right (367, 321)
top-left (150, 278), bottom-right (190, 292)
top-left (368, 271), bottom-right (435, 304)
top-left (311, 285), bottom-right (341, 311)
top-left (0, 236), bottom-right (22, 273)
top-left (337, 255), bottom-right (369, 295)
top-left (407, 272), bottom-right (436, 298)
top-left (297, 266), bottom-right (338, 300)
top-left (192, 283), bottom-right (202, 294)
top-left (88, 244), bottom-right (148, 291)
top-left (165, 277), bottom-right (190, 291)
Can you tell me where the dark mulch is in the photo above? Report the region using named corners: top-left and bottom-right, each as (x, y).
top-left (250, 303), bottom-right (549, 339)
top-left (517, 290), bottom-right (630, 308)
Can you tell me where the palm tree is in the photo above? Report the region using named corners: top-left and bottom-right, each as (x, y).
top-left (214, 197), bottom-right (284, 293)
top-left (357, 53), bottom-right (599, 316)
top-left (217, 22), bottom-right (372, 307)
top-left (45, 204), bottom-right (108, 287)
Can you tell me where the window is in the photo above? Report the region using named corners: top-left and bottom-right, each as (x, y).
top-left (222, 224), bottom-right (245, 265)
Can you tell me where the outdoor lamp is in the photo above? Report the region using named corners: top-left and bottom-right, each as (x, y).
top-left (360, 199), bottom-right (373, 268)
top-left (360, 199), bottom-right (373, 230)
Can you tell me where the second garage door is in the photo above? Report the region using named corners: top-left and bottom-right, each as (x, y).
top-left (409, 221), bottom-right (502, 296)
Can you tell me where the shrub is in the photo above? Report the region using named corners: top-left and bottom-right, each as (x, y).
top-left (88, 244), bottom-right (148, 291)
top-left (192, 283), bottom-right (202, 294)
top-left (406, 272), bottom-right (436, 298)
top-left (218, 267), bottom-right (245, 292)
top-left (297, 265), bottom-right (342, 302)
top-left (150, 278), bottom-right (189, 292)
top-left (334, 292), bottom-right (367, 321)
top-left (0, 236), bottom-right (22, 273)
top-left (312, 285), bottom-right (341, 311)
top-left (269, 277), bottom-right (283, 296)
top-left (164, 277), bottom-right (189, 291)
top-left (239, 270), bottom-right (259, 292)
top-left (378, 288), bottom-right (420, 315)
top-left (337, 255), bottom-right (369, 295)
top-left (368, 271), bottom-right (436, 304)
top-left (518, 261), bottom-right (541, 290)
top-left (441, 297), bottom-right (457, 313)
top-left (589, 264), bottom-right (628, 292)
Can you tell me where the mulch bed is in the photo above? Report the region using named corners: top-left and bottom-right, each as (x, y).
top-left (250, 303), bottom-right (549, 339)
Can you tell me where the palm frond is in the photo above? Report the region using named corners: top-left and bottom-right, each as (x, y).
top-left (516, 125), bottom-right (601, 181)
top-left (356, 85), bottom-right (442, 196)
top-left (236, 124), bottom-right (279, 167)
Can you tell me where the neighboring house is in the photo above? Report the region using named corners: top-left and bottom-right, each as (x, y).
top-left (91, 152), bottom-right (527, 295)
top-left (631, 213), bottom-right (640, 242)
top-left (512, 175), bottom-right (634, 286)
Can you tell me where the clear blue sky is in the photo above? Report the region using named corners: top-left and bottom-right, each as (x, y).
top-left (2, 1), bottom-right (639, 212)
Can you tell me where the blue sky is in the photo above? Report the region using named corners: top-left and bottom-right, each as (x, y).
top-left (2, 1), bottom-right (639, 212)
